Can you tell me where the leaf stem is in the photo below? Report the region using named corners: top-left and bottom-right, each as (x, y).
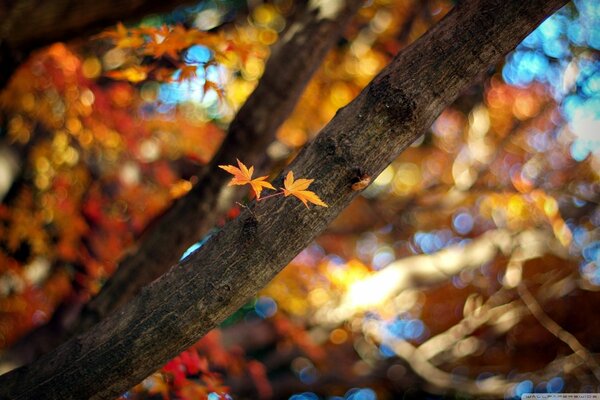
top-left (257, 191), bottom-right (284, 201)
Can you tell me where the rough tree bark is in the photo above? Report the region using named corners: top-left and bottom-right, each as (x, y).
top-left (74, 0), bottom-right (364, 334)
top-left (0, 0), bottom-right (364, 372)
top-left (0, 0), bottom-right (568, 398)
top-left (0, 0), bottom-right (203, 89)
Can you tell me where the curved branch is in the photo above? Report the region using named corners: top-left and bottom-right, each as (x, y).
top-left (518, 284), bottom-right (600, 382)
top-left (314, 229), bottom-right (567, 325)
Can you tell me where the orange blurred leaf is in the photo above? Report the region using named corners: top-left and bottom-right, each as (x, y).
top-left (105, 66), bottom-right (149, 83)
top-left (176, 65), bottom-right (198, 82)
top-left (203, 79), bottom-right (224, 101)
top-left (94, 22), bottom-right (144, 49)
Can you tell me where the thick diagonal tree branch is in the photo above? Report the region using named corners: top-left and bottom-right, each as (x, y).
top-left (75, 0), bottom-right (365, 334)
top-left (0, 0), bottom-right (567, 398)
top-left (0, 0), bottom-right (364, 371)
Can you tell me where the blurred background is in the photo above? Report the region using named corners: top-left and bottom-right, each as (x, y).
top-left (0, 0), bottom-right (599, 399)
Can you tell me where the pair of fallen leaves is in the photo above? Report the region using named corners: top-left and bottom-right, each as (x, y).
top-left (219, 160), bottom-right (327, 208)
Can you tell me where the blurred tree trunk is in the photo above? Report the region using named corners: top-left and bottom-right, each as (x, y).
top-left (0, 0), bottom-right (568, 398)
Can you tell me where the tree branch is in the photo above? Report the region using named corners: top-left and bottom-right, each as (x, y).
top-left (0, 0), bottom-right (568, 398)
top-left (313, 229), bottom-right (567, 325)
top-left (74, 0), bottom-right (364, 334)
top-left (518, 283), bottom-right (600, 382)
top-left (0, 0), bottom-right (364, 371)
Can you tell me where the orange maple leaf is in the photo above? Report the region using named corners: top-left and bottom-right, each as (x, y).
top-left (93, 22), bottom-right (129, 41)
top-left (282, 171), bottom-right (328, 208)
top-left (145, 37), bottom-right (182, 59)
top-left (94, 22), bottom-right (144, 49)
top-left (219, 159), bottom-right (274, 199)
top-left (144, 25), bottom-right (209, 59)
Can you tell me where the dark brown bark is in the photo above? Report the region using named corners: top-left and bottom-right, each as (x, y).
top-left (74, 0), bottom-right (364, 334)
top-left (0, 0), bottom-right (567, 398)
top-left (0, 0), bottom-right (364, 371)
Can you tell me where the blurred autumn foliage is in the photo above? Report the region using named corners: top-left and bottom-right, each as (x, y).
top-left (0, 0), bottom-right (599, 399)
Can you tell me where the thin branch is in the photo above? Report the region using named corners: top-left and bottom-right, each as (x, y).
top-left (314, 228), bottom-right (566, 325)
top-left (365, 322), bottom-right (513, 398)
top-left (518, 283), bottom-right (600, 383)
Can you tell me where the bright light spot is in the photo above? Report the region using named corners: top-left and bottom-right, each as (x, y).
top-left (139, 138), bottom-right (160, 162)
top-left (308, 288), bottom-right (329, 307)
top-left (345, 387), bottom-right (377, 400)
top-left (552, 219), bottom-right (572, 247)
top-left (24, 257), bottom-right (50, 285)
top-left (372, 246), bottom-right (395, 269)
top-left (290, 392), bottom-right (319, 400)
top-left (468, 105), bottom-right (490, 138)
top-left (159, 65), bottom-right (223, 106)
top-left (291, 357), bottom-right (313, 374)
top-left (503, 50), bottom-right (549, 87)
top-left (453, 212), bottom-right (474, 235)
top-left (547, 376), bottom-right (565, 393)
top-left (392, 163), bottom-right (420, 195)
top-left (119, 162), bottom-right (140, 185)
top-left (405, 319), bottom-right (425, 339)
top-left (371, 10), bottom-right (392, 34)
top-left (452, 150), bottom-right (477, 190)
top-left (385, 318), bottom-right (425, 341)
top-left (357, 233), bottom-right (378, 259)
top-left (179, 230), bottom-right (217, 261)
top-left (569, 115), bottom-right (600, 160)
top-left (570, 100), bottom-right (600, 136)
top-left (330, 328), bottom-right (348, 344)
top-left (379, 344), bottom-right (396, 358)
top-left (503, 262), bottom-right (522, 288)
top-left (194, 9), bottom-right (222, 30)
top-left (255, 296), bottom-right (277, 318)
top-left (514, 380), bottom-right (534, 397)
top-left (0, 147), bottom-right (19, 200)
top-left (103, 48), bottom-right (126, 70)
top-left (372, 165), bottom-right (394, 188)
top-left (82, 57), bottom-right (102, 79)
top-left (583, 241), bottom-right (600, 263)
top-left (309, 0), bottom-right (343, 19)
top-left (414, 231), bottom-right (452, 254)
top-left (180, 242), bottom-right (201, 260)
top-left (330, 82), bottom-right (354, 108)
